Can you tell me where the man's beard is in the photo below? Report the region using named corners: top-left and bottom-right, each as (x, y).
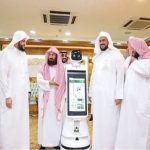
top-left (18, 44), bottom-right (25, 52)
top-left (48, 59), bottom-right (57, 66)
top-left (132, 51), bottom-right (139, 59)
top-left (100, 45), bottom-right (108, 51)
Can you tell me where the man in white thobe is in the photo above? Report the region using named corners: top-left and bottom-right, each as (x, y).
top-left (37, 47), bottom-right (65, 149)
top-left (115, 37), bottom-right (150, 149)
top-left (89, 32), bottom-right (124, 150)
top-left (0, 31), bottom-right (30, 150)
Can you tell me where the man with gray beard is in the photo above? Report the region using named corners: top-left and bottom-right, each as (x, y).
top-left (37, 47), bottom-right (66, 150)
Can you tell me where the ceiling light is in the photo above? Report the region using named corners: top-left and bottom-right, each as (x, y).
top-left (137, 0), bottom-right (146, 2)
top-left (65, 32), bottom-right (71, 36)
top-left (30, 30), bottom-right (36, 35)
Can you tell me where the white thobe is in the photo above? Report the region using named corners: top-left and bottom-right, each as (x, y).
top-left (89, 49), bottom-right (124, 150)
top-left (115, 59), bottom-right (150, 150)
top-left (37, 66), bottom-right (63, 147)
top-left (0, 47), bottom-right (29, 150)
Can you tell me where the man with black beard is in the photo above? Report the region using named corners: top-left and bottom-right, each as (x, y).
top-left (89, 32), bottom-right (125, 149)
top-left (60, 50), bottom-right (70, 69)
top-left (37, 47), bottom-right (66, 150)
top-left (0, 31), bottom-right (30, 149)
top-left (60, 50), bottom-right (68, 64)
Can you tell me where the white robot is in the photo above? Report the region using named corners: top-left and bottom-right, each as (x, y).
top-left (61, 50), bottom-right (90, 150)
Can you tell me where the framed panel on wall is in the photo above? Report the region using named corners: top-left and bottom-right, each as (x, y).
top-left (27, 55), bottom-right (45, 104)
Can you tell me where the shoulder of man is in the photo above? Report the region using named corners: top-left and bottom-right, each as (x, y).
top-left (110, 48), bottom-right (125, 63)
top-left (112, 48), bottom-right (123, 56)
top-left (0, 48), bottom-right (10, 57)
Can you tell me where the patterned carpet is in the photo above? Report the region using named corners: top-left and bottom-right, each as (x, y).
top-left (30, 114), bottom-right (93, 150)
top-left (30, 114), bottom-right (39, 150)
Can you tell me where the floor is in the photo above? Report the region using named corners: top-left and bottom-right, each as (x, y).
top-left (30, 114), bottom-right (93, 150)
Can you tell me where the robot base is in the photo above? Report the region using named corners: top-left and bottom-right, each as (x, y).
top-left (61, 135), bottom-right (90, 150)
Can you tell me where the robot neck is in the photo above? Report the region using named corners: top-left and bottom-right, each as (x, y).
top-left (71, 60), bottom-right (81, 68)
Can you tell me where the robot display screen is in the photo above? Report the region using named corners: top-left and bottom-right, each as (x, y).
top-left (67, 70), bottom-right (87, 116)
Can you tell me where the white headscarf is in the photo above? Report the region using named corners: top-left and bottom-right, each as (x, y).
top-left (5, 31), bottom-right (29, 50)
top-left (94, 31), bottom-right (117, 55)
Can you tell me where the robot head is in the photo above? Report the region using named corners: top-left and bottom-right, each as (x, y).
top-left (71, 50), bottom-right (82, 61)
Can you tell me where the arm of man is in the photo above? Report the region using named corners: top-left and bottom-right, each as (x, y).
top-left (37, 73), bottom-right (52, 91)
top-left (49, 77), bottom-right (59, 86)
top-left (0, 51), bottom-right (12, 109)
top-left (88, 67), bottom-right (95, 103)
top-left (115, 53), bottom-right (125, 105)
top-left (131, 59), bottom-right (150, 78)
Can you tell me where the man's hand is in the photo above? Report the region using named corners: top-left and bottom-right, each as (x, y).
top-left (130, 56), bottom-right (136, 63)
top-left (6, 97), bottom-right (12, 109)
top-left (115, 99), bottom-right (122, 105)
top-left (89, 96), bottom-right (92, 103)
top-left (49, 77), bottom-right (59, 86)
